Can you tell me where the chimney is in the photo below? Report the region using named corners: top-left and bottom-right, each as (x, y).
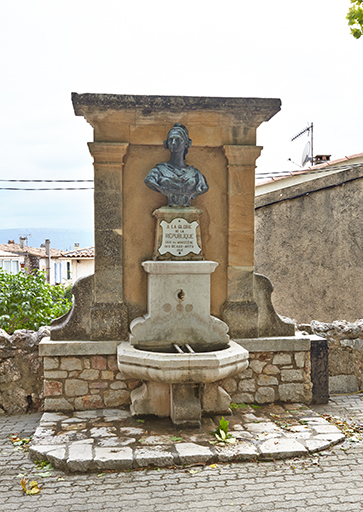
top-left (75, 243), bottom-right (80, 250)
top-left (19, 237), bottom-right (26, 249)
top-left (45, 239), bottom-right (51, 257)
top-left (314, 155), bottom-right (331, 165)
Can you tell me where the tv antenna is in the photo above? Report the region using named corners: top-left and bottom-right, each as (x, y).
top-left (18, 233), bottom-right (31, 242)
top-left (301, 142), bottom-right (311, 167)
top-left (291, 123), bottom-right (314, 167)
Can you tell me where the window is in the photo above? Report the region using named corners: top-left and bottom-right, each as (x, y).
top-left (67, 261), bottom-right (71, 280)
top-left (0, 259), bottom-right (20, 274)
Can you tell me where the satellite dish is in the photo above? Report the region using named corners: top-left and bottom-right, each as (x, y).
top-left (301, 142), bottom-right (311, 166)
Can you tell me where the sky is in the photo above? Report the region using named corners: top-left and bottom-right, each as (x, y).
top-left (0, 0), bottom-right (362, 234)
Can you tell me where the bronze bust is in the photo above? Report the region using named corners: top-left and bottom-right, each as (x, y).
top-left (144, 123), bottom-right (209, 207)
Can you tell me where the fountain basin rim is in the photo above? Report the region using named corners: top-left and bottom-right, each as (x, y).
top-left (117, 340), bottom-right (249, 384)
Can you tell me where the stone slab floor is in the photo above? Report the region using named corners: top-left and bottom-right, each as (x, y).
top-left (1, 394), bottom-right (363, 511)
top-left (28, 403), bottom-right (344, 472)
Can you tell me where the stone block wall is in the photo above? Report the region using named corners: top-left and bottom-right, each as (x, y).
top-left (1, 329), bottom-right (330, 414)
top-left (221, 350), bottom-right (311, 405)
top-left (42, 345), bottom-right (312, 411)
top-left (43, 355), bottom-right (139, 412)
top-left (40, 336), bottom-right (314, 411)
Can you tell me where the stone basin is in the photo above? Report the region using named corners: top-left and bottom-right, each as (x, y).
top-left (118, 340), bottom-right (249, 426)
top-left (117, 340), bottom-right (249, 384)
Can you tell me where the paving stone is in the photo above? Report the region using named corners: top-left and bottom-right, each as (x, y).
top-left (284, 431), bottom-right (312, 439)
top-left (90, 426), bottom-right (117, 437)
top-left (304, 438), bottom-right (332, 452)
top-left (229, 430), bottom-right (254, 440)
top-left (94, 446), bottom-right (133, 470)
top-left (259, 438), bottom-right (307, 458)
top-left (174, 443), bottom-right (214, 464)
top-left (62, 417), bottom-right (87, 424)
top-left (133, 446), bottom-right (175, 468)
top-left (29, 443), bottom-right (64, 460)
top-left (313, 433), bottom-right (345, 443)
top-left (216, 441), bottom-right (258, 461)
top-left (67, 441), bottom-right (94, 471)
top-left (310, 424), bottom-right (342, 434)
top-left (119, 426), bottom-right (145, 435)
top-left (33, 426), bottom-right (56, 438)
top-left (46, 446), bottom-right (68, 469)
top-left (244, 422), bottom-right (283, 433)
top-left (41, 412), bottom-right (69, 422)
top-left (98, 437), bottom-right (136, 447)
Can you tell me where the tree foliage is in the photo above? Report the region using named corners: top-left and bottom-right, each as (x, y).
top-left (0, 270), bottom-right (72, 334)
top-left (347, 0), bottom-right (363, 39)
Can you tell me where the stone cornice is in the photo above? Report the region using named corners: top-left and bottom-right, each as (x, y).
top-left (72, 93), bottom-right (281, 126)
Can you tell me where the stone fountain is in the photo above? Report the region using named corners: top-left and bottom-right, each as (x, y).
top-left (39, 94), bottom-right (327, 428)
top-left (116, 123), bottom-right (248, 426)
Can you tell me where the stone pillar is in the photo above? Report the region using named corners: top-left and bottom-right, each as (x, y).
top-left (222, 145), bottom-right (262, 338)
top-left (310, 335), bottom-right (329, 404)
top-left (88, 142), bottom-right (129, 340)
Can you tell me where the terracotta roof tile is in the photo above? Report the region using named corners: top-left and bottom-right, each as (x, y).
top-left (0, 243), bottom-right (63, 258)
top-left (62, 246), bottom-right (94, 258)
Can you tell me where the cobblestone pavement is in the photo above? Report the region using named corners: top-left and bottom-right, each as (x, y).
top-left (1, 395), bottom-right (363, 512)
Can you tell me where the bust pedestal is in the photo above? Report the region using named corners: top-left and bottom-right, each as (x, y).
top-left (152, 207), bottom-right (204, 260)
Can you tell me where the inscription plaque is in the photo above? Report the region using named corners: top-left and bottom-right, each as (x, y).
top-left (159, 217), bottom-right (201, 257)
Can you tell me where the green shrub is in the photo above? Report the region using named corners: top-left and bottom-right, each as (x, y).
top-left (0, 269), bottom-right (72, 334)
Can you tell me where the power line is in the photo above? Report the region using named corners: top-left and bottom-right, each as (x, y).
top-left (0, 179), bottom-right (93, 182)
top-left (0, 178), bottom-right (93, 190)
top-left (0, 187), bottom-right (93, 191)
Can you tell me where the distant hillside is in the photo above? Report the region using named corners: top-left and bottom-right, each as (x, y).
top-left (0, 228), bottom-right (94, 251)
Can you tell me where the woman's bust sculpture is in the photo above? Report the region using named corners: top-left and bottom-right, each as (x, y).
top-left (144, 123), bottom-right (209, 207)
